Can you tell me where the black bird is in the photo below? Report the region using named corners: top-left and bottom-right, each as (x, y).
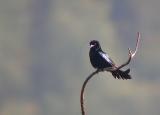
top-left (89, 40), bottom-right (131, 79)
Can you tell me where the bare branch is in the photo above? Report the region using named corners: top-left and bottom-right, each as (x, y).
top-left (131, 32), bottom-right (140, 57)
top-left (80, 69), bottom-right (100, 115)
top-left (105, 32), bottom-right (141, 72)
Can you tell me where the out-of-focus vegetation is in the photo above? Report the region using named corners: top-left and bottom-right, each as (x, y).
top-left (0, 0), bottom-right (160, 115)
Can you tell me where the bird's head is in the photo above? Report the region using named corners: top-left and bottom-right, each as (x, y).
top-left (89, 40), bottom-right (101, 49)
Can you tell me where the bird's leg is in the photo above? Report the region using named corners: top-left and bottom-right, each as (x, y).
top-left (98, 68), bottom-right (105, 72)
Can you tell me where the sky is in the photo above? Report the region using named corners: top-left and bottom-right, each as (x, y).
top-left (0, 0), bottom-right (160, 115)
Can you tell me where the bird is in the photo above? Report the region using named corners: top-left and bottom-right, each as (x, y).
top-left (89, 40), bottom-right (131, 80)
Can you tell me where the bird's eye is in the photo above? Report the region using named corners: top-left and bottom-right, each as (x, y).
top-left (93, 42), bottom-right (97, 45)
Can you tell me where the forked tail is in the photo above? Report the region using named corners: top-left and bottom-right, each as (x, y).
top-left (111, 69), bottom-right (131, 80)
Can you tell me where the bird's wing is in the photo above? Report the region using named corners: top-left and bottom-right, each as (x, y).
top-left (99, 51), bottom-right (115, 66)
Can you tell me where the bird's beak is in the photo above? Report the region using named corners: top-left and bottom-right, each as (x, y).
top-left (90, 44), bottom-right (94, 48)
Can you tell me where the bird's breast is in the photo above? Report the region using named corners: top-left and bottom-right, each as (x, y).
top-left (89, 49), bottom-right (112, 69)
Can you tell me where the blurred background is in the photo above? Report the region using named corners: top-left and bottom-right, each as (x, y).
top-left (0, 0), bottom-right (160, 115)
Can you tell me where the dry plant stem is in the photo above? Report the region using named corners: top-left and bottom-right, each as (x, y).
top-left (80, 69), bottom-right (100, 115)
top-left (105, 32), bottom-right (140, 72)
top-left (80, 32), bottom-right (140, 115)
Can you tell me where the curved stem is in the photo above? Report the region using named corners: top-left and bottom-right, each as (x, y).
top-left (80, 69), bottom-right (100, 115)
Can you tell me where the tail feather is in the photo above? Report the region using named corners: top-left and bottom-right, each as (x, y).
top-left (111, 69), bottom-right (131, 80)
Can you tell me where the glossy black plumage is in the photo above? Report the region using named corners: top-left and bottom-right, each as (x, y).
top-left (89, 40), bottom-right (131, 79)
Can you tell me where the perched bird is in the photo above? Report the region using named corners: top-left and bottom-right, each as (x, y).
top-left (89, 40), bottom-right (131, 79)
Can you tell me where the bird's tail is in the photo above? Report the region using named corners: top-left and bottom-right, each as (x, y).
top-left (111, 69), bottom-right (131, 80)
